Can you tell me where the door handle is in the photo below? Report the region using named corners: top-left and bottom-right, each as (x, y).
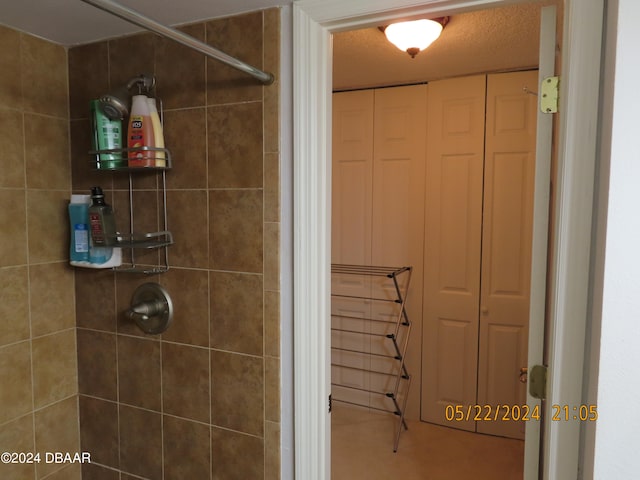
top-left (519, 367), bottom-right (528, 384)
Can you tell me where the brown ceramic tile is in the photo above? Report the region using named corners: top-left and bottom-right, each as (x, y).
top-left (68, 41), bottom-right (110, 120)
top-left (29, 262), bottom-right (75, 337)
top-left (116, 164), bottom-right (158, 191)
top-left (0, 342), bottom-right (32, 424)
top-left (77, 329), bottom-right (117, 400)
top-left (166, 190), bottom-right (208, 268)
top-left (111, 187), bottom-right (162, 267)
top-left (27, 189), bottom-right (68, 264)
top-left (0, 189), bottom-right (27, 267)
top-left (21, 33), bottom-right (68, 118)
top-left (265, 356), bottom-right (280, 423)
top-left (155, 23), bottom-right (206, 110)
top-left (163, 415), bottom-right (210, 479)
top-left (264, 290), bottom-right (279, 358)
top-left (79, 395), bottom-right (119, 468)
top-left (209, 189), bottom-right (263, 273)
top-left (211, 350), bottom-right (264, 436)
top-left (82, 463), bottom-right (120, 480)
top-left (0, 108), bottom-right (25, 188)
top-left (264, 152), bottom-right (280, 223)
top-left (108, 33), bottom-right (155, 93)
top-left (44, 463), bottom-right (82, 480)
top-left (206, 12), bottom-right (262, 105)
top-left (34, 397), bottom-right (79, 479)
top-left (128, 187), bottom-right (161, 234)
top-left (264, 8), bottom-right (281, 81)
top-left (117, 335), bottom-right (161, 411)
top-left (265, 420), bottom-right (281, 480)
top-left (32, 329), bottom-right (77, 408)
top-left (210, 271), bottom-right (263, 356)
top-left (160, 268), bottom-right (209, 347)
top-left (264, 84), bottom-right (279, 155)
top-left (109, 170), bottom-right (130, 192)
top-left (110, 186), bottom-right (160, 237)
top-left (24, 114), bottom-right (70, 190)
top-left (163, 108), bottom-right (207, 190)
top-left (162, 342), bottom-right (210, 423)
top-left (119, 405), bottom-right (162, 480)
top-left (75, 268), bottom-right (117, 331)
top-left (109, 188), bottom-right (130, 234)
top-left (263, 9), bottom-right (280, 157)
top-left (206, 13), bottom-right (264, 105)
top-left (0, 414), bottom-right (36, 480)
top-left (0, 26), bottom-right (23, 110)
top-left (211, 427), bottom-right (264, 480)
top-left (0, 266), bottom-right (29, 347)
top-left (207, 102), bottom-right (263, 189)
top-left (264, 222), bottom-right (280, 291)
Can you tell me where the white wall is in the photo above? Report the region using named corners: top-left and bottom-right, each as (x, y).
top-left (593, 0), bottom-right (640, 477)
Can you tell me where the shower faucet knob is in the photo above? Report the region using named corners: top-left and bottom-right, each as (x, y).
top-left (126, 283), bottom-right (173, 334)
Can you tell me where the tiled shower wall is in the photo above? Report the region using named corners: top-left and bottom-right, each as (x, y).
top-left (0, 26), bottom-right (81, 480)
top-left (69, 9), bottom-right (281, 480)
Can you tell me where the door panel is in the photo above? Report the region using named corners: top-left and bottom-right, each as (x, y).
top-left (370, 85), bottom-right (427, 416)
top-left (331, 89), bottom-right (374, 272)
top-left (422, 75), bottom-right (486, 431)
top-left (477, 70), bottom-right (538, 438)
top-left (332, 90), bottom-right (374, 406)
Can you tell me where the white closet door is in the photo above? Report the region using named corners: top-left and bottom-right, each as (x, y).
top-left (422, 75), bottom-right (487, 431)
top-left (477, 70), bottom-right (538, 439)
top-left (370, 85), bottom-right (427, 418)
top-left (331, 90), bottom-right (374, 407)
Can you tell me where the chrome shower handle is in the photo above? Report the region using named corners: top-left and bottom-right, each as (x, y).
top-left (126, 283), bottom-right (173, 334)
top-left (126, 298), bottom-right (167, 322)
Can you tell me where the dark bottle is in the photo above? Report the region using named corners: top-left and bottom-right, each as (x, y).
top-left (88, 186), bottom-right (118, 246)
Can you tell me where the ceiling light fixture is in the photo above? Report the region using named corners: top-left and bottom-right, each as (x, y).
top-left (380, 17), bottom-right (449, 58)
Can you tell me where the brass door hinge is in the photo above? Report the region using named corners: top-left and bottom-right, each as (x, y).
top-left (529, 365), bottom-right (548, 400)
top-left (540, 76), bottom-right (559, 114)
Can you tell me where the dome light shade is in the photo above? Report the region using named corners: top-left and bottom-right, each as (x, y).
top-left (384, 18), bottom-right (446, 58)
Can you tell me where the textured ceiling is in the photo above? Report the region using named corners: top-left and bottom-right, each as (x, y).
top-left (333, 1), bottom-right (561, 91)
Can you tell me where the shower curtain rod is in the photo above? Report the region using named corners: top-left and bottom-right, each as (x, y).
top-left (80, 0), bottom-right (275, 85)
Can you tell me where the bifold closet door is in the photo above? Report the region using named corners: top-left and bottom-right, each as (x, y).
top-left (476, 70), bottom-right (538, 439)
top-left (331, 90), bottom-right (375, 407)
top-left (369, 85), bottom-right (427, 417)
top-left (331, 85), bottom-right (427, 416)
top-left (421, 75), bottom-right (487, 432)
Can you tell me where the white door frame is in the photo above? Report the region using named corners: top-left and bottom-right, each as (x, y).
top-left (292, 1), bottom-right (605, 479)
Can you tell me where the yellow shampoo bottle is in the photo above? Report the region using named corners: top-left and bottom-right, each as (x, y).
top-left (147, 97), bottom-right (166, 167)
top-left (127, 94), bottom-right (155, 167)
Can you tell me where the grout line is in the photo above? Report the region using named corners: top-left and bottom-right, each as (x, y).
top-left (113, 249), bottom-right (122, 477)
top-left (204, 22), bottom-right (214, 475)
top-left (159, 334), bottom-right (165, 480)
top-left (208, 269), bottom-right (213, 479)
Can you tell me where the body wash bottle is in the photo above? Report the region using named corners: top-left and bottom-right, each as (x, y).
top-left (69, 191), bottom-right (122, 268)
top-left (89, 186), bottom-right (117, 246)
top-left (69, 194), bottom-right (91, 264)
top-left (90, 99), bottom-right (124, 169)
top-left (127, 94), bottom-right (155, 167)
top-left (147, 97), bottom-right (166, 167)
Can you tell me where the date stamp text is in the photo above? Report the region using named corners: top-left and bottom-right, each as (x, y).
top-left (445, 404), bottom-right (598, 422)
top-left (1, 451), bottom-right (91, 465)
